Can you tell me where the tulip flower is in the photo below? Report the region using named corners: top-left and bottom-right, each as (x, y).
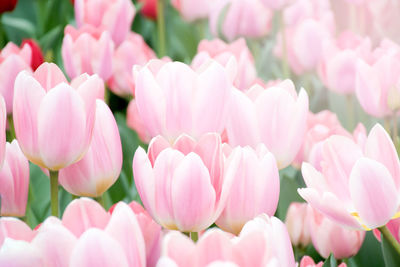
top-left (138, 0), bottom-right (157, 20)
top-left (21, 39), bottom-right (45, 71)
top-left (216, 144), bottom-right (280, 235)
top-left (0, 96), bottom-right (6, 168)
top-left (0, 42), bottom-right (31, 114)
top-left (0, 140), bottom-right (29, 217)
top-left (0, 238), bottom-right (43, 267)
top-left (209, 0), bottom-right (272, 42)
top-left (299, 124), bottom-right (400, 230)
top-left (0, 0), bottom-right (17, 14)
top-left (59, 100), bottom-right (122, 197)
top-left (171, 0), bottom-right (211, 22)
top-left (299, 256), bottom-right (347, 267)
top-left (134, 61), bottom-right (232, 142)
top-left (133, 133), bottom-right (233, 232)
top-left (74, 0), bottom-right (135, 45)
top-left (308, 207), bottom-right (365, 259)
top-left (0, 217), bottom-right (35, 246)
top-left (108, 32), bottom-right (156, 96)
top-left (260, 0), bottom-right (290, 10)
top-left (62, 25), bottom-right (114, 81)
top-left (161, 214), bottom-right (295, 266)
top-left (13, 63), bottom-right (103, 171)
top-left (127, 99), bottom-right (151, 143)
top-left (284, 202), bottom-right (311, 247)
top-left (191, 38), bottom-right (257, 91)
top-left (226, 80), bottom-right (309, 169)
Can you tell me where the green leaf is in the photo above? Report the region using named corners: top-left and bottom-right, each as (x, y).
top-left (322, 254), bottom-right (337, 267)
top-left (352, 232), bottom-right (384, 266)
top-left (2, 15), bottom-right (36, 43)
top-left (381, 233), bottom-right (400, 267)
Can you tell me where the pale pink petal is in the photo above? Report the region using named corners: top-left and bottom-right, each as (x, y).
top-left (162, 232), bottom-right (196, 267)
top-left (33, 63), bottom-right (68, 92)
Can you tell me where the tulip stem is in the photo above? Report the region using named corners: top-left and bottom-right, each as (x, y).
top-left (279, 11), bottom-right (290, 79)
top-left (190, 232), bottom-right (198, 243)
top-left (49, 170), bottom-right (59, 217)
top-left (393, 114), bottom-right (398, 142)
top-left (379, 225), bottom-right (400, 256)
top-left (95, 195), bottom-right (105, 209)
top-left (157, 0), bottom-right (166, 57)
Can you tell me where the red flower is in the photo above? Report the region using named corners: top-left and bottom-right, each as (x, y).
top-left (0, 0), bottom-right (18, 14)
top-left (21, 39), bottom-right (44, 71)
top-left (138, 0), bottom-right (157, 20)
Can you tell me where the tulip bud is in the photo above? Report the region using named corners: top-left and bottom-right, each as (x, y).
top-left (21, 39), bottom-right (44, 71)
top-left (0, 141), bottom-right (29, 217)
top-left (138, 0), bottom-right (157, 20)
top-left (0, 0), bottom-right (17, 14)
top-left (284, 202), bottom-right (311, 248)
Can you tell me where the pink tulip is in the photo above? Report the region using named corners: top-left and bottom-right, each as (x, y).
top-left (74, 0), bottom-right (135, 45)
top-left (209, 0), bottom-right (272, 42)
top-left (0, 238), bottom-right (44, 267)
top-left (191, 38), bottom-right (257, 91)
top-left (292, 110), bottom-right (366, 168)
top-left (127, 201), bottom-right (162, 267)
top-left (299, 124), bottom-right (400, 230)
top-left (13, 63), bottom-right (103, 170)
top-left (355, 40), bottom-right (400, 117)
top-left (32, 217), bottom-right (77, 267)
top-left (216, 144), bottom-right (280, 235)
top-left (62, 198), bottom-right (111, 237)
top-left (226, 80), bottom-right (309, 169)
top-left (284, 202), bottom-right (311, 247)
top-left (62, 25), bottom-right (114, 81)
top-left (69, 228), bottom-right (130, 267)
top-left (0, 140), bottom-right (29, 217)
top-left (59, 100), bottom-right (122, 197)
top-left (133, 133), bottom-right (233, 232)
top-left (0, 218), bottom-right (35, 246)
top-left (308, 207), bottom-right (365, 259)
top-left (108, 32), bottom-right (156, 96)
top-left (260, 0), bottom-right (291, 9)
top-left (171, 0), bottom-right (211, 22)
top-left (0, 42), bottom-right (31, 114)
top-left (0, 96), bottom-right (6, 168)
top-left (274, 0), bottom-right (335, 75)
top-left (318, 31), bottom-right (372, 95)
top-left (299, 256), bottom-right (347, 267)
top-left (161, 214), bottom-right (295, 266)
top-left (134, 61), bottom-right (232, 141)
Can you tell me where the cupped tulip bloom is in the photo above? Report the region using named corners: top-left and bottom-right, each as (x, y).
top-left (161, 215), bottom-right (294, 266)
top-left (298, 124), bottom-right (400, 230)
top-left (127, 99), bottom-right (151, 143)
top-left (0, 96), bottom-right (6, 168)
top-left (135, 61), bottom-right (232, 142)
top-left (318, 31), bottom-right (372, 95)
top-left (0, 140), bottom-right (29, 217)
top-left (62, 25), bottom-right (114, 81)
top-left (108, 32), bottom-right (156, 96)
top-left (284, 202), bottom-right (311, 248)
top-left (0, 42), bottom-right (31, 114)
top-left (355, 42), bottom-right (400, 117)
top-left (191, 38), bottom-right (257, 91)
top-left (299, 256), bottom-right (347, 267)
top-left (216, 144), bottom-right (280, 235)
top-left (171, 0), bottom-right (211, 22)
top-left (74, 0), bottom-right (135, 45)
top-left (133, 133), bottom-right (233, 232)
top-left (21, 39), bottom-right (45, 71)
top-left (292, 110), bottom-right (366, 169)
top-left (0, 218), bottom-right (35, 246)
top-left (226, 80), bottom-right (309, 169)
top-left (308, 207), bottom-right (365, 259)
top-left (0, 0), bottom-right (17, 14)
top-left (209, 0), bottom-right (272, 42)
top-left (138, 0), bottom-right (157, 20)
top-left (59, 100), bottom-right (122, 197)
top-left (13, 63), bottom-right (103, 171)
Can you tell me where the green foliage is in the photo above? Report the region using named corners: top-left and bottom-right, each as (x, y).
top-left (381, 233), bottom-right (400, 267)
top-left (322, 254), bottom-right (337, 267)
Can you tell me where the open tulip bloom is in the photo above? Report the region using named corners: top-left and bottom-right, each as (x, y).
top-left (3, 0), bottom-right (400, 265)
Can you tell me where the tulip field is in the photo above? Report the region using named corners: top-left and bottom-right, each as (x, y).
top-left (1, 0), bottom-right (400, 266)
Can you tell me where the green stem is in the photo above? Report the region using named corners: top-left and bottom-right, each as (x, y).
top-left (393, 114), bottom-right (398, 142)
top-left (346, 94), bottom-right (354, 131)
top-left (379, 225), bottom-right (400, 256)
top-left (7, 115), bottom-right (15, 141)
top-left (49, 170), bottom-right (59, 217)
top-left (95, 195), bottom-right (105, 209)
top-left (190, 232), bottom-right (198, 243)
top-left (157, 0), bottom-right (166, 57)
top-left (279, 11), bottom-right (290, 79)
top-left (385, 117), bottom-right (392, 136)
